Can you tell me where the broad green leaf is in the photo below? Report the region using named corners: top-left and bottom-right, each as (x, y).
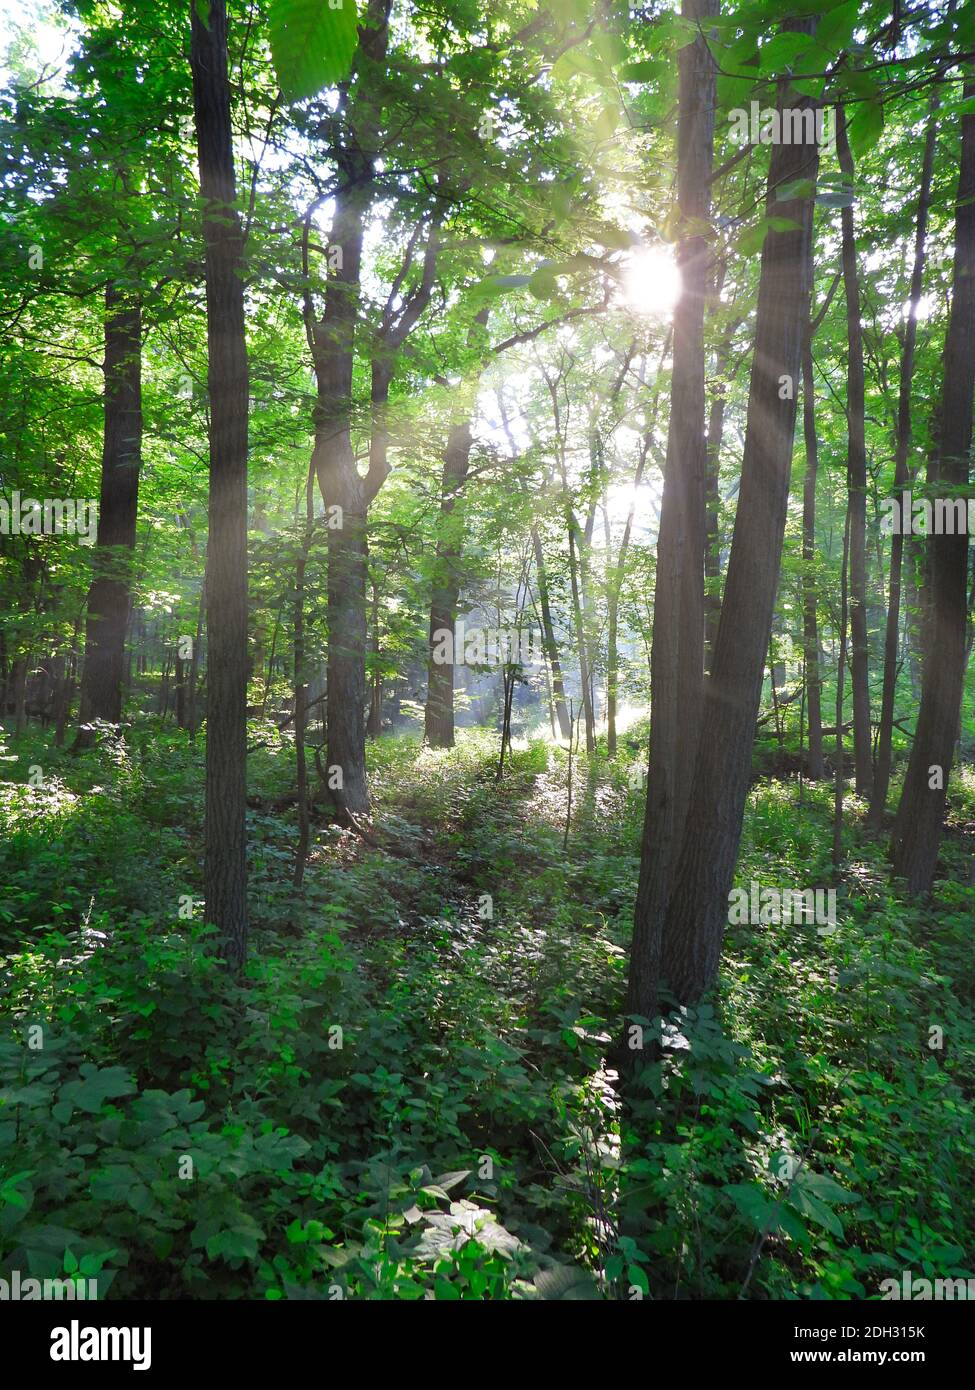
top-left (268, 0), bottom-right (360, 104)
top-left (848, 98), bottom-right (884, 156)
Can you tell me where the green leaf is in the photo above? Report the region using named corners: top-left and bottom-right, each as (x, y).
top-left (848, 98), bottom-right (884, 157)
top-left (817, 0), bottom-right (860, 55)
top-left (268, 0), bottom-right (360, 104)
top-left (725, 1181), bottom-right (776, 1230)
top-left (776, 178), bottom-right (815, 202)
top-left (58, 1065), bottom-right (136, 1115)
top-left (757, 32), bottom-right (815, 75)
top-left (617, 59), bottom-right (663, 83)
top-left (794, 1187), bottom-right (845, 1238)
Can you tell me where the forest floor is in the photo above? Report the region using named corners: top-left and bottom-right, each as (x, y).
top-left (1, 722), bottom-right (973, 1299)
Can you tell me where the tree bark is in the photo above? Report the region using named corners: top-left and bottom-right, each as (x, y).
top-left (836, 106), bottom-right (873, 798)
top-left (425, 419), bottom-right (475, 748)
top-left (191, 0), bottom-right (250, 968)
top-left (531, 524), bottom-right (572, 742)
top-left (626, 0), bottom-right (717, 1027)
top-left (869, 96), bottom-right (938, 825)
top-left (652, 41), bottom-right (820, 1006)
top-left (801, 318), bottom-right (825, 778)
top-left (75, 285), bottom-right (142, 745)
top-left (892, 88), bottom-right (975, 895)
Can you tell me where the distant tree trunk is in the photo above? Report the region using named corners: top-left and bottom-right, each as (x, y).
top-left (55, 617), bottom-right (82, 747)
top-left (425, 419), bottom-right (475, 748)
top-left (801, 319), bottom-right (825, 779)
top-left (626, 0), bottom-right (717, 1028)
top-left (892, 91), bottom-right (975, 895)
top-left (607, 340), bottom-right (670, 745)
top-left (870, 97), bottom-right (938, 826)
top-left (531, 525), bottom-right (571, 741)
top-left (651, 38), bottom-right (820, 1006)
top-left (75, 285), bottom-right (142, 747)
top-left (174, 653), bottom-right (187, 729)
top-left (294, 463), bottom-right (315, 887)
top-left (187, 579), bottom-right (205, 737)
top-left (565, 502), bottom-right (595, 754)
top-left (367, 579), bottom-right (383, 738)
top-left (12, 657), bottom-right (28, 735)
top-left (190, 0), bottom-right (250, 968)
top-left (837, 107), bottom-right (872, 798)
top-left (833, 509), bottom-right (851, 867)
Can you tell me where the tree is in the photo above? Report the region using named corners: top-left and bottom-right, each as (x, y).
top-left (75, 284), bottom-right (142, 743)
top-left (625, 0), bottom-right (718, 1028)
top-left (190, 0), bottom-right (250, 967)
top-left (891, 89), bottom-right (975, 896)
top-left (836, 106), bottom-right (872, 799)
top-left (650, 44), bottom-right (820, 1007)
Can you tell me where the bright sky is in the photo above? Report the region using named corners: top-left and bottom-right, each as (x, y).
top-left (0, 0), bottom-right (76, 88)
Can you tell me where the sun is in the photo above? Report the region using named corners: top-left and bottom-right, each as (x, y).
top-left (622, 247), bottom-right (682, 317)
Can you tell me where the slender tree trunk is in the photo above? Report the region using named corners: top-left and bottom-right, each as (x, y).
top-left (12, 657), bottom-right (27, 736)
top-left (531, 525), bottom-right (571, 741)
top-left (892, 89), bottom-right (975, 895)
top-left (187, 579), bottom-right (205, 737)
top-left (75, 286), bottom-right (142, 746)
top-left (565, 504), bottom-right (595, 754)
top-left (625, 0), bottom-right (717, 1028)
top-left (425, 419), bottom-right (475, 747)
top-left (837, 107), bottom-right (872, 797)
top-left (870, 96), bottom-right (938, 825)
top-left (191, 0), bottom-right (250, 968)
top-left (310, 176), bottom-right (371, 816)
top-left (833, 509), bottom-right (851, 866)
top-left (294, 463), bottom-right (315, 886)
top-left (801, 320), bottom-right (825, 778)
top-left (651, 40), bottom-right (820, 1006)
top-left (367, 580), bottom-right (383, 738)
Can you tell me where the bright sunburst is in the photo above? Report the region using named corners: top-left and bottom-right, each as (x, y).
top-left (622, 247), bottom-right (682, 317)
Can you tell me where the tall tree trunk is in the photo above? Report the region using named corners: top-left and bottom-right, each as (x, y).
top-left (293, 463), bottom-right (315, 886)
top-left (565, 502), bottom-right (596, 754)
top-left (801, 319), bottom-right (825, 779)
top-left (891, 89), bottom-right (975, 895)
top-left (531, 525), bottom-right (572, 741)
top-left (367, 579), bottom-right (383, 738)
top-left (869, 96), bottom-right (938, 826)
top-left (650, 40), bottom-right (820, 1006)
top-left (837, 107), bottom-right (873, 797)
top-left (311, 173), bottom-right (372, 817)
top-left (425, 419), bottom-right (475, 748)
top-left (833, 509), bottom-right (851, 866)
top-left (75, 285), bottom-right (142, 745)
top-left (625, 0), bottom-right (717, 1028)
top-left (190, 0), bottom-right (250, 968)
